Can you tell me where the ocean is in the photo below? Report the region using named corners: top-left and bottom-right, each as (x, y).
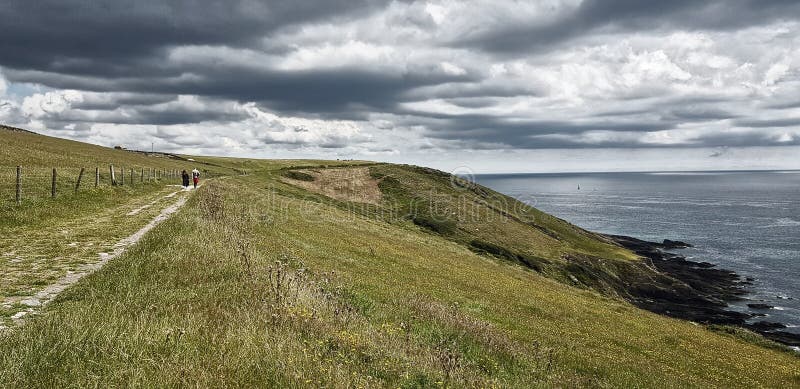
top-left (475, 170), bottom-right (800, 334)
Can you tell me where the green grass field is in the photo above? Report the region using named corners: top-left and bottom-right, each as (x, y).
top-left (0, 129), bottom-right (798, 387)
top-left (0, 126), bottom-right (235, 205)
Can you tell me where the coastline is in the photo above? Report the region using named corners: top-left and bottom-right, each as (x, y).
top-left (608, 234), bottom-right (800, 348)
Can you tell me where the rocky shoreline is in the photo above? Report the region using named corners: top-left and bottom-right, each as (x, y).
top-left (607, 234), bottom-right (800, 348)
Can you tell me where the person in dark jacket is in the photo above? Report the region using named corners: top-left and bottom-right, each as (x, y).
top-left (181, 170), bottom-right (190, 189)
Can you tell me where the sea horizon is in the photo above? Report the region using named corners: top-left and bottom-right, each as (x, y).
top-left (474, 168), bottom-right (800, 176)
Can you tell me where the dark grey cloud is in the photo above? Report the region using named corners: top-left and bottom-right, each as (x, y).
top-left (5, 66), bottom-right (471, 118)
top-left (709, 147), bottom-right (730, 157)
top-left (666, 107), bottom-right (739, 121)
top-left (734, 117), bottom-right (800, 128)
top-left (458, 0), bottom-right (800, 54)
top-left (397, 112), bottom-right (674, 149)
top-left (0, 0), bottom-right (798, 155)
top-left (0, 0), bottom-right (427, 117)
top-left (693, 131), bottom-right (799, 147)
top-left (0, 0), bottom-right (388, 73)
top-left (71, 93), bottom-right (179, 110)
top-left (765, 100), bottom-right (800, 109)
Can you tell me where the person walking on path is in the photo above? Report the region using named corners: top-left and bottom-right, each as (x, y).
top-left (181, 170), bottom-right (190, 189)
top-left (192, 168), bottom-right (200, 188)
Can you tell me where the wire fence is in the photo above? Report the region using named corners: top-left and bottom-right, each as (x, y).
top-left (1, 165), bottom-right (185, 205)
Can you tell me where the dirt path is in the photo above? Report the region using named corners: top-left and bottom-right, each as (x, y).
top-left (1, 189), bottom-right (192, 329)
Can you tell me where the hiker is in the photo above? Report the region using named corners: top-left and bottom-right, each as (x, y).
top-left (192, 168), bottom-right (200, 188)
top-left (181, 170), bottom-right (190, 189)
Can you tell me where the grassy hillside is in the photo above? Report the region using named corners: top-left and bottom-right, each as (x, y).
top-left (276, 163), bottom-right (747, 315)
top-left (0, 131), bottom-right (798, 387)
top-left (0, 126), bottom-right (235, 205)
top-left (0, 125), bottom-right (215, 170)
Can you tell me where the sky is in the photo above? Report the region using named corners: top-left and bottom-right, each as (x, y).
top-left (1, 0), bottom-right (799, 173)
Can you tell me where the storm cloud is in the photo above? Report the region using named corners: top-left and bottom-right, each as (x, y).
top-left (0, 0), bottom-right (799, 171)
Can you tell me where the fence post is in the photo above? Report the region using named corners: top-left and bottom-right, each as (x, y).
top-left (120, 167), bottom-right (125, 186)
top-left (141, 168), bottom-right (144, 183)
top-left (51, 168), bottom-right (57, 198)
top-left (95, 167), bottom-right (100, 187)
top-left (130, 168), bottom-right (134, 185)
top-left (109, 165), bottom-right (116, 186)
top-left (75, 167), bottom-right (85, 193)
top-left (15, 166), bottom-right (21, 205)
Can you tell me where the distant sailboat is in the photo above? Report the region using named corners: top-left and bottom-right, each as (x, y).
top-left (577, 184), bottom-right (581, 190)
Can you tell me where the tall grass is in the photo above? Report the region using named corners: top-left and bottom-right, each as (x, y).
top-left (2, 177), bottom-right (798, 387)
top-left (0, 180), bottom-right (553, 387)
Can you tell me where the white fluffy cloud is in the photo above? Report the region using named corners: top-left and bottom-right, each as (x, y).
top-left (21, 90), bottom-right (83, 118)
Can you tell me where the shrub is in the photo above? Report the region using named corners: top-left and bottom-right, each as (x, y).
top-left (412, 214), bottom-right (457, 235)
top-left (469, 240), bottom-right (547, 272)
top-left (282, 170), bottom-right (315, 181)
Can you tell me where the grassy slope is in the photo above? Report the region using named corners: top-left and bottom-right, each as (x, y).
top-left (0, 128), bottom-right (234, 204)
top-left (277, 164), bottom-right (663, 297)
top-left (0, 126), bottom-right (222, 171)
top-left (1, 157), bottom-right (797, 387)
top-left (368, 164), bottom-right (635, 261)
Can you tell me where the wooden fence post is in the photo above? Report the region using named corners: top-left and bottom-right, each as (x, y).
top-left (75, 167), bottom-right (85, 193)
top-left (130, 168), bottom-right (134, 185)
top-left (15, 166), bottom-right (21, 205)
top-left (95, 167), bottom-right (100, 187)
top-left (141, 168), bottom-right (144, 183)
top-left (51, 168), bottom-right (57, 198)
top-left (109, 165), bottom-right (117, 186)
top-left (120, 167), bottom-right (125, 186)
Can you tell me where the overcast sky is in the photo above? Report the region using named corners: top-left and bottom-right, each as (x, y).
top-left (1, 0), bottom-right (799, 173)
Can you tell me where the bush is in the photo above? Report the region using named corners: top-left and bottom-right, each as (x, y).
top-left (412, 214), bottom-right (457, 235)
top-left (282, 170), bottom-right (315, 182)
top-left (469, 240), bottom-right (547, 272)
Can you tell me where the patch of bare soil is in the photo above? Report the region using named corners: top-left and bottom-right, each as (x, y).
top-left (282, 167), bottom-right (382, 205)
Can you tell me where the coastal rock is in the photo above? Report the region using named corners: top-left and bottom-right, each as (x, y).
top-left (760, 331), bottom-right (800, 347)
top-left (605, 234), bottom-right (798, 348)
top-left (747, 303), bottom-right (774, 310)
top-left (748, 321), bottom-right (786, 331)
top-left (662, 239), bottom-right (693, 249)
